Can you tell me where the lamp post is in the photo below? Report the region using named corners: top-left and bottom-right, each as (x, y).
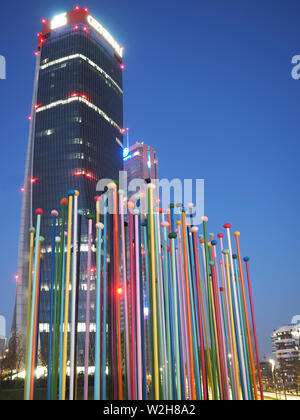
top-left (269, 359), bottom-right (278, 400)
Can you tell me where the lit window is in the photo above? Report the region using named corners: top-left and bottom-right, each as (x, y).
top-left (40, 53), bottom-right (123, 94)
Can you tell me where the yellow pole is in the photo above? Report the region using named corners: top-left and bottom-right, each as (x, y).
top-left (61, 191), bottom-right (74, 400)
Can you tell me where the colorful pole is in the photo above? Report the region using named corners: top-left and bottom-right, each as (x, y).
top-left (244, 257), bottom-right (264, 400)
top-left (95, 221), bottom-right (104, 400)
top-left (69, 190), bottom-right (79, 400)
top-left (84, 213), bottom-right (94, 400)
top-left (25, 208), bottom-right (43, 401)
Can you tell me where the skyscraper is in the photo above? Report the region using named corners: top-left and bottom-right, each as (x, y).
top-left (123, 142), bottom-right (159, 192)
top-left (15, 8), bottom-right (124, 349)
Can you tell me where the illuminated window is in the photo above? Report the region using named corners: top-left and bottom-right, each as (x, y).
top-left (36, 96), bottom-right (122, 134)
top-left (40, 53), bottom-right (123, 94)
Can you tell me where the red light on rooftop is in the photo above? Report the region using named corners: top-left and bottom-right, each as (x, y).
top-left (42, 19), bottom-right (46, 23)
top-left (30, 178), bottom-right (38, 184)
top-left (71, 93), bottom-right (78, 97)
top-left (83, 27), bottom-right (87, 31)
top-left (74, 171), bottom-right (83, 176)
top-left (28, 116), bottom-right (32, 120)
top-left (75, 6), bottom-right (79, 10)
top-left (81, 94), bottom-right (87, 99)
top-left (34, 104), bottom-right (41, 110)
top-left (20, 187), bottom-right (25, 193)
top-left (86, 172), bottom-right (92, 178)
top-left (74, 25), bottom-right (79, 30)
top-left (120, 64), bottom-right (125, 70)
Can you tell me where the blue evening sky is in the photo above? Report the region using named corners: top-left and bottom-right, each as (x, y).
top-left (0, 0), bottom-right (299, 358)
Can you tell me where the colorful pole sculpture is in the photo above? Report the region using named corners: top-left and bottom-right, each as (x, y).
top-left (25, 208), bottom-right (43, 401)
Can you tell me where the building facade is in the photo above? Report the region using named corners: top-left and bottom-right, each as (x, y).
top-left (14, 8), bottom-right (124, 361)
top-left (272, 322), bottom-right (300, 392)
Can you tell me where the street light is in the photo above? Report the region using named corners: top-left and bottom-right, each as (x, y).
top-left (269, 359), bottom-right (278, 400)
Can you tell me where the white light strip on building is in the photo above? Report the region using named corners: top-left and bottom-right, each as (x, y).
top-left (35, 96), bottom-right (123, 134)
top-left (40, 53), bottom-right (123, 94)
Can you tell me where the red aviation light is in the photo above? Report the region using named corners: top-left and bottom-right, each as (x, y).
top-left (81, 94), bottom-right (87, 99)
top-left (20, 187), bottom-right (25, 193)
top-left (75, 6), bottom-right (79, 10)
top-left (28, 116), bottom-right (32, 120)
top-left (34, 104), bottom-right (41, 110)
top-left (71, 92), bottom-right (78, 97)
top-left (120, 64), bottom-right (125, 70)
top-left (42, 19), bottom-right (46, 23)
top-left (30, 177), bottom-right (39, 184)
top-left (74, 170), bottom-right (83, 176)
top-left (84, 8), bottom-right (88, 12)
top-left (83, 26), bottom-right (87, 31)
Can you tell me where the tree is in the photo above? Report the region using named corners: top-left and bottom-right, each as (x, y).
top-left (2, 329), bottom-right (24, 380)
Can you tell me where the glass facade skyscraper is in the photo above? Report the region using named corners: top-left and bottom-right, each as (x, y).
top-left (14, 8), bottom-right (124, 360)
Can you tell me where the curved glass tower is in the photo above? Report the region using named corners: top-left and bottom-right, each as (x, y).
top-left (14, 8), bottom-right (124, 365)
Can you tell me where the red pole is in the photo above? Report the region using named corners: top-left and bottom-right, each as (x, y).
top-left (244, 257), bottom-right (264, 400)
